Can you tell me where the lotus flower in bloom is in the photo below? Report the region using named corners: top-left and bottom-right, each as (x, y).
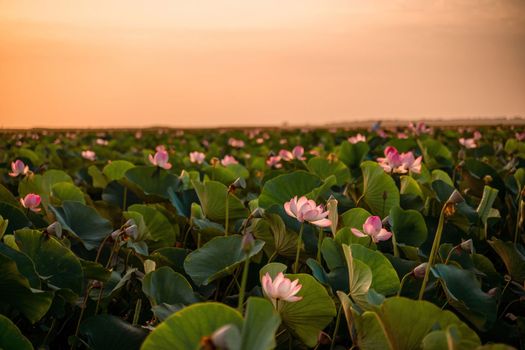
top-left (266, 155), bottom-right (282, 169)
top-left (261, 272), bottom-right (302, 308)
top-left (189, 151), bottom-right (205, 164)
top-left (408, 121), bottom-right (432, 135)
top-left (279, 146), bottom-right (305, 161)
top-left (96, 138), bottom-right (109, 146)
top-left (148, 150), bottom-right (172, 169)
top-left (284, 196), bottom-right (331, 227)
top-left (9, 160), bottom-right (29, 177)
top-left (20, 193), bottom-right (41, 212)
top-left (516, 131), bottom-right (525, 141)
top-left (221, 155), bottom-right (238, 166)
top-left (377, 146), bottom-right (422, 174)
top-left (459, 137), bottom-right (477, 149)
top-left (228, 138), bottom-right (245, 148)
top-left (348, 133), bottom-right (366, 144)
top-left (81, 150), bottom-right (96, 161)
top-left (351, 215), bottom-right (392, 243)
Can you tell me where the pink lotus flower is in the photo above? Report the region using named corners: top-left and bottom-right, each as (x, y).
top-left (473, 131), bottom-right (482, 140)
top-left (155, 145), bottom-right (166, 152)
top-left (228, 138), bottom-right (245, 148)
top-left (377, 146), bottom-right (422, 174)
top-left (348, 133), bottom-right (366, 144)
top-left (148, 150), bottom-right (172, 169)
top-left (221, 155), bottom-right (238, 166)
top-left (189, 151), bottom-right (206, 164)
top-left (96, 138), bottom-right (109, 146)
top-left (397, 132), bottom-right (409, 139)
top-left (9, 160), bottom-right (29, 177)
top-left (81, 150), bottom-right (96, 161)
top-left (516, 131), bottom-right (525, 141)
top-left (459, 138), bottom-right (477, 149)
top-left (284, 196), bottom-right (331, 227)
top-left (20, 193), bottom-right (41, 212)
top-left (351, 215), bottom-right (392, 243)
top-left (279, 146), bottom-right (306, 161)
top-left (266, 156), bottom-right (282, 169)
top-left (408, 121), bottom-right (432, 135)
top-left (261, 272), bottom-right (302, 308)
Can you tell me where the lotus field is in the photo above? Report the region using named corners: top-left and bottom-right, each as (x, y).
top-left (1, 123), bottom-right (525, 350)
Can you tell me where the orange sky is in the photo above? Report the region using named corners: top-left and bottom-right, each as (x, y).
top-left (1, 0), bottom-right (524, 128)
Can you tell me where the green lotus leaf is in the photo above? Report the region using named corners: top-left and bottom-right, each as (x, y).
top-left (0, 314), bottom-right (33, 350)
top-left (141, 302), bottom-right (243, 350)
top-left (280, 273), bottom-right (337, 347)
top-left (51, 182), bottom-right (85, 204)
top-left (103, 160), bottom-right (135, 182)
top-left (360, 161), bottom-right (400, 217)
top-left (192, 180), bottom-right (249, 222)
top-left (258, 171), bottom-right (322, 208)
top-left (50, 200), bottom-right (113, 250)
top-left (390, 206), bottom-right (428, 247)
top-left (142, 266), bottom-right (199, 307)
top-left (80, 314), bottom-right (147, 350)
top-left (307, 156), bottom-right (350, 186)
top-left (15, 229), bottom-right (83, 295)
top-left (184, 235), bottom-right (264, 286)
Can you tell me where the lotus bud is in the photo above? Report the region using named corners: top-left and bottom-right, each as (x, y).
top-left (241, 232), bottom-right (255, 254)
top-left (506, 313), bottom-right (517, 321)
top-left (487, 287), bottom-right (498, 297)
top-left (460, 239), bottom-right (474, 254)
top-left (143, 259), bottom-right (156, 274)
top-left (413, 263), bottom-right (428, 278)
top-left (483, 175), bottom-right (493, 185)
top-left (327, 196), bottom-right (338, 236)
top-left (47, 221), bottom-right (62, 239)
top-left (251, 207), bottom-right (265, 218)
top-left (318, 331), bottom-right (332, 345)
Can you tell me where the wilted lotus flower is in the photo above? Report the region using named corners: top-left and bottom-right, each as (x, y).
top-left (81, 150), bottom-right (96, 161)
top-left (284, 196), bottom-right (331, 227)
top-left (221, 155), bottom-right (238, 166)
top-left (9, 160), bottom-right (29, 177)
top-left (261, 272), bottom-right (303, 308)
top-left (348, 133), bottom-right (366, 144)
top-left (351, 216), bottom-right (392, 243)
top-left (20, 193), bottom-right (41, 212)
top-left (189, 151), bottom-right (206, 164)
top-left (148, 150), bottom-right (172, 169)
top-left (266, 155), bottom-right (282, 169)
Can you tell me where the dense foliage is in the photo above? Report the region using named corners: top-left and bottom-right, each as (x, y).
top-left (0, 124), bottom-right (524, 349)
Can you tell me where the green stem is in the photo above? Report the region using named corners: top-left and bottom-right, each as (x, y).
top-left (391, 230), bottom-right (399, 258)
top-left (418, 205), bottom-right (446, 300)
top-left (132, 299), bottom-right (142, 326)
top-left (514, 186), bottom-right (523, 244)
top-left (317, 227), bottom-right (324, 263)
top-left (397, 272), bottom-right (412, 297)
top-left (71, 285), bottom-right (94, 349)
top-left (122, 186), bottom-right (128, 211)
top-left (330, 304), bottom-right (343, 350)
top-left (225, 193), bottom-right (230, 236)
top-left (237, 256), bottom-right (250, 313)
top-left (294, 223), bottom-right (305, 274)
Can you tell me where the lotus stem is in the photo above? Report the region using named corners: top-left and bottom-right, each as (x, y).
top-left (122, 186), bottom-right (128, 211)
top-left (293, 222), bottom-right (305, 273)
top-left (224, 193), bottom-right (230, 236)
top-left (317, 227), bottom-right (324, 263)
top-left (514, 186), bottom-right (523, 244)
top-left (237, 256), bottom-right (250, 313)
top-left (397, 272), bottom-right (412, 297)
top-left (132, 299), bottom-right (142, 325)
top-left (330, 304), bottom-right (343, 350)
top-left (391, 230), bottom-right (400, 258)
top-left (418, 204), bottom-right (446, 300)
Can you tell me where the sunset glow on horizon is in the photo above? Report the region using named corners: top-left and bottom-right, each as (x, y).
top-left (1, 0), bottom-right (524, 128)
